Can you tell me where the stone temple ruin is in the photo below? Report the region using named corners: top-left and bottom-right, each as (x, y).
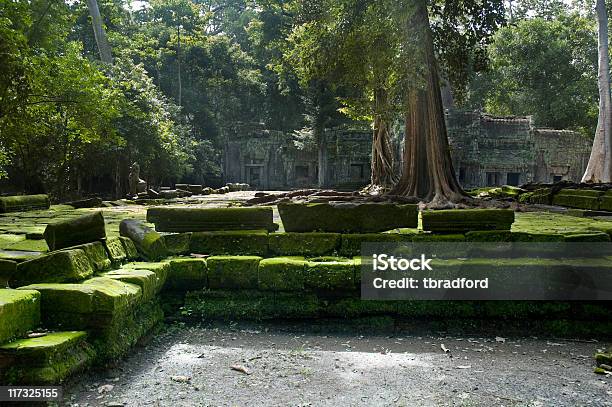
top-left (223, 110), bottom-right (592, 190)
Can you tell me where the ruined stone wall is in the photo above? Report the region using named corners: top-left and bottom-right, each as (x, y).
top-left (223, 113), bottom-right (592, 190)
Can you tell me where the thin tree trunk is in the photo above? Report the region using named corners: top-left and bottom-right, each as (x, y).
top-left (177, 25), bottom-right (182, 107)
top-left (390, 0), bottom-right (466, 206)
top-left (86, 0), bottom-right (113, 64)
top-left (369, 88), bottom-right (395, 190)
top-left (317, 130), bottom-right (326, 188)
top-left (582, 0), bottom-right (612, 183)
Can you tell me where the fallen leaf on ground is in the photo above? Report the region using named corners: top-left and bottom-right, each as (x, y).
top-left (231, 364), bottom-right (251, 375)
top-left (456, 365), bottom-right (472, 369)
top-left (97, 384), bottom-right (114, 394)
top-left (495, 337), bottom-right (506, 343)
top-left (170, 375), bottom-right (191, 383)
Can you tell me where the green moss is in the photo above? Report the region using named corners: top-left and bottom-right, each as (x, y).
top-left (207, 256), bottom-right (261, 289)
top-left (465, 231), bottom-right (513, 242)
top-left (599, 191), bottom-right (612, 211)
top-left (190, 230), bottom-right (268, 255)
top-left (62, 241), bottom-right (111, 272)
top-left (0, 331), bottom-right (95, 384)
top-left (0, 234), bottom-right (26, 249)
top-left (527, 188), bottom-right (553, 205)
top-left (339, 233), bottom-right (409, 257)
top-left (103, 269), bottom-right (160, 302)
top-left (5, 239), bottom-right (49, 252)
top-left (166, 257), bottom-right (207, 290)
top-left (104, 237), bottom-right (127, 265)
top-left (0, 194), bottom-right (50, 213)
top-left (278, 202), bottom-right (418, 233)
top-left (305, 258), bottom-right (357, 292)
top-left (163, 232), bottom-right (191, 255)
top-left (563, 232), bottom-right (611, 242)
top-left (123, 261), bottom-right (170, 287)
top-left (410, 233), bottom-right (466, 242)
top-left (268, 232), bottom-right (340, 256)
top-left (552, 189), bottom-right (603, 210)
top-left (12, 249), bottom-right (94, 287)
top-left (183, 290), bottom-right (319, 320)
top-left (120, 237), bottom-right (139, 260)
top-left (0, 289), bottom-right (40, 344)
top-left (147, 206), bottom-right (276, 232)
top-left (422, 209), bottom-right (515, 233)
top-left (258, 257), bottom-right (306, 291)
top-left (43, 211), bottom-right (106, 251)
top-left (596, 353), bottom-right (612, 366)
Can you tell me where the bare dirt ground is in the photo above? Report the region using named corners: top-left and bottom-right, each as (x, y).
top-left (62, 322), bottom-right (611, 407)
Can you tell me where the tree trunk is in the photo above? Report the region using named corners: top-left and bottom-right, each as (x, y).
top-left (582, 0), bottom-right (612, 183)
top-left (369, 88), bottom-right (395, 191)
top-left (177, 25), bottom-right (182, 107)
top-left (317, 130), bottom-right (326, 188)
top-left (390, 0), bottom-right (466, 206)
top-left (86, 0), bottom-right (113, 64)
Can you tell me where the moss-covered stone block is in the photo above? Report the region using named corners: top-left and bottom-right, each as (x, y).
top-left (44, 212), bottom-right (106, 251)
top-left (0, 234), bottom-right (26, 250)
top-left (563, 232), bottom-right (611, 242)
top-left (596, 352), bottom-right (612, 366)
top-left (258, 257), bottom-right (305, 291)
top-left (0, 331), bottom-right (95, 384)
top-left (0, 194), bottom-right (50, 213)
top-left (0, 289), bottom-right (40, 344)
top-left (103, 237), bottom-right (127, 266)
top-left (528, 188), bottom-right (553, 205)
top-left (304, 257), bottom-right (357, 292)
top-left (510, 232), bottom-right (565, 242)
top-left (0, 259), bottom-right (17, 287)
top-left (190, 230), bottom-right (268, 255)
top-left (183, 290), bottom-right (319, 320)
top-left (162, 232), bottom-right (191, 255)
top-left (422, 209), bottom-right (515, 233)
top-left (62, 241), bottom-right (111, 272)
top-left (552, 189), bottom-right (603, 210)
top-left (278, 202), bottom-right (418, 233)
top-left (268, 232), bottom-right (339, 256)
top-left (207, 256), bottom-right (261, 289)
top-left (120, 220), bottom-right (167, 261)
top-left (147, 206), bottom-right (276, 232)
top-left (166, 257), bottom-right (207, 290)
top-left (339, 233), bottom-right (409, 257)
top-left (122, 261), bottom-right (170, 287)
top-left (599, 191), bottom-right (612, 211)
top-left (465, 230), bottom-right (513, 242)
top-left (120, 237), bottom-right (139, 260)
top-left (11, 249), bottom-right (94, 287)
top-left (104, 269), bottom-right (160, 302)
top-left (19, 278), bottom-right (142, 329)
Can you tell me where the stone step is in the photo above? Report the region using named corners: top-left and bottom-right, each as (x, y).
top-left (0, 289), bottom-right (40, 344)
top-left (278, 202), bottom-right (418, 233)
top-left (421, 209), bottom-right (515, 233)
top-left (147, 207), bottom-right (276, 232)
top-left (0, 331), bottom-right (94, 384)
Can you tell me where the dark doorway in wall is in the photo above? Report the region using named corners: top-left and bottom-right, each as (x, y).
top-left (295, 165), bottom-right (309, 178)
top-left (507, 172), bottom-right (520, 186)
top-left (486, 172), bottom-right (499, 186)
top-left (459, 167), bottom-right (466, 183)
top-left (553, 175), bottom-right (563, 183)
top-left (350, 164), bottom-right (365, 180)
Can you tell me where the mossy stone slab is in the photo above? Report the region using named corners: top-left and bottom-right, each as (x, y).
top-left (269, 233), bottom-right (340, 256)
top-left (339, 233), bottom-right (410, 257)
top-left (104, 269), bottom-right (160, 301)
top-left (104, 237), bottom-right (128, 265)
top-left (305, 258), bottom-right (357, 291)
top-left (162, 232), bottom-right (191, 255)
top-left (0, 249), bottom-right (43, 263)
top-left (122, 261), bottom-right (170, 287)
top-left (0, 289), bottom-right (40, 344)
top-left (278, 202), bottom-right (418, 233)
top-left (422, 209), bottom-right (515, 233)
top-left (166, 258), bottom-right (207, 290)
top-left (147, 206), bottom-right (276, 232)
top-left (552, 189), bottom-right (603, 210)
top-left (0, 331), bottom-right (94, 384)
top-left (190, 230), bottom-right (269, 256)
top-left (44, 211), bottom-right (106, 251)
top-left (12, 249), bottom-right (94, 287)
top-left (5, 239), bottom-right (49, 252)
top-left (599, 191), bottom-right (612, 211)
top-left (0, 194), bottom-right (50, 213)
top-left (0, 234), bottom-right (26, 249)
top-left (258, 257), bottom-right (306, 291)
top-left (207, 256), bottom-right (261, 289)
